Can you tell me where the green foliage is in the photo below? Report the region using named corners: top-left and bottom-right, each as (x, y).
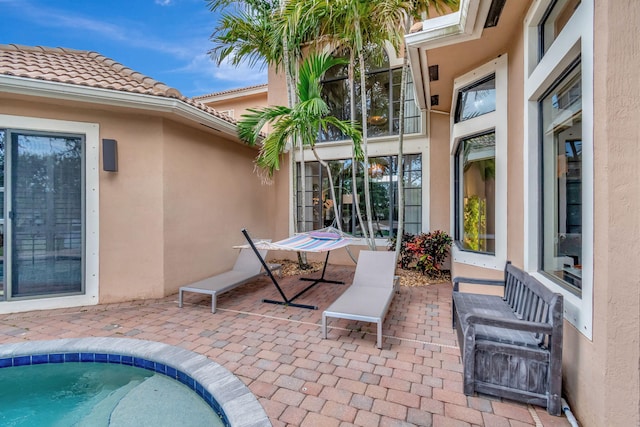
top-left (463, 195), bottom-right (486, 251)
top-left (389, 231), bottom-right (452, 277)
top-left (237, 52), bottom-right (363, 177)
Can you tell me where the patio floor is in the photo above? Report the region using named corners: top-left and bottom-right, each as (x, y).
top-left (0, 264), bottom-right (570, 427)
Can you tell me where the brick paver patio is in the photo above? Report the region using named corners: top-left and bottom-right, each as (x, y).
top-left (0, 264), bottom-right (570, 426)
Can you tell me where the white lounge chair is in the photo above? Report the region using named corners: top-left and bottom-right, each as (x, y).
top-left (178, 246), bottom-right (281, 313)
top-left (322, 250), bottom-right (398, 348)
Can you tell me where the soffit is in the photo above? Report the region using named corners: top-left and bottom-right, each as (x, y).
top-left (411, 0), bottom-right (531, 113)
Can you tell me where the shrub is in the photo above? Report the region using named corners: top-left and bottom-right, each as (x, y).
top-left (388, 231), bottom-right (452, 277)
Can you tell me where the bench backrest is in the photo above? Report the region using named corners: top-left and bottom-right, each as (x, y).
top-left (503, 263), bottom-right (563, 347)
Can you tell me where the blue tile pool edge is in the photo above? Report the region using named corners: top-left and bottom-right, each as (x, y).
top-left (0, 338), bottom-right (272, 427)
top-left (0, 352), bottom-right (231, 427)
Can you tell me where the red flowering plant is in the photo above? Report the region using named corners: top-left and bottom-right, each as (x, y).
top-left (389, 231), bottom-right (452, 278)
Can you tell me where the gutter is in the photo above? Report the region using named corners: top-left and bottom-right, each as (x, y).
top-left (0, 74), bottom-right (241, 142)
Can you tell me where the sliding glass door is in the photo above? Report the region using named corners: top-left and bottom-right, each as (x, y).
top-left (2, 131), bottom-right (84, 299)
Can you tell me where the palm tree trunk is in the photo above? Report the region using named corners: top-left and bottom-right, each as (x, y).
top-left (348, 51), bottom-right (369, 243)
top-left (394, 19), bottom-right (411, 259)
top-left (358, 49), bottom-right (376, 250)
top-left (311, 147), bottom-right (341, 228)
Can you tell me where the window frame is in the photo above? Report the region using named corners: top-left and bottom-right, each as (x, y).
top-left (454, 131), bottom-right (497, 255)
top-left (450, 55), bottom-right (508, 270)
top-left (296, 153), bottom-right (423, 239)
top-left (523, 0), bottom-right (594, 339)
top-left (453, 73), bottom-right (496, 123)
top-left (0, 115), bottom-right (99, 314)
top-left (319, 49), bottom-right (422, 142)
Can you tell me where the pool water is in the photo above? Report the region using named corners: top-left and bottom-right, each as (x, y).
top-left (0, 362), bottom-right (224, 427)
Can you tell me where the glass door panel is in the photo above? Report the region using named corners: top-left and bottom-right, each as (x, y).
top-left (9, 133), bottom-right (83, 298)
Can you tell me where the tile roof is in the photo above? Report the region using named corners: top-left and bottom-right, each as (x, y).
top-left (193, 83), bottom-right (268, 101)
top-left (0, 44), bottom-right (236, 125)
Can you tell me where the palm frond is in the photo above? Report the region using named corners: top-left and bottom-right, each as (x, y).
top-left (237, 106), bottom-right (292, 146)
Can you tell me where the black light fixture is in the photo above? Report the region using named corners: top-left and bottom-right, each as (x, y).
top-left (102, 139), bottom-right (118, 172)
top-left (428, 65), bottom-right (439, 82)
top-left (430, 95), bottom-right (440, 106)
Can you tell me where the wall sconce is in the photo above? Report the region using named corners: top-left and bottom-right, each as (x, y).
top-left (102, 139), bottom-right (118, 172)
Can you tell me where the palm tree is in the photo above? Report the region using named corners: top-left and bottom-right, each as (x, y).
top-left (394, 0), bottom-right (459, 257)
top-left (282, 0), bottom-right (409, 250)
top-left (208, 0), bottom-right (312, 238)
top-left (237, 53), bottom-right (363, 229)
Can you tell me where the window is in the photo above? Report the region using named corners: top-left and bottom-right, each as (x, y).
top-left (524, 0), bottom-right (592, 337)
top-left (454, 132), bottom-right (496, 254)
top-left (454, 74), bottom-right (496, 123)
top-left (296, 154), bottom-right (422, 237)
top-left (320, 48), bottom-right (420, 142)
top-left (539, 0), bottom-right (581, 60)
top-left (540, 63), bottom-right (582, 293)
top-left (450, 56), bottom-right (507, 269)
top-left (0, 115), bottom-right (99, 310)
top-left (0, 130), bottom-right (84, 300)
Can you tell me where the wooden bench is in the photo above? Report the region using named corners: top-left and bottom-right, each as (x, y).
top-left (452, 262), bottom-right (563, 415)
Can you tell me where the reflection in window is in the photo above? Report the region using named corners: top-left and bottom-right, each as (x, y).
top-left (540, 64), bottom-right (582, 293)
top-left (297, 154), bottom-right (422, 237)
top-left (455, 132), bottom-right (496, 254)
top-left (454, 74), bottom-right (496, 123)
top-left (320, 48), bottom-right (420, 142)
top-left (539, 0), bottom-right (581, 59)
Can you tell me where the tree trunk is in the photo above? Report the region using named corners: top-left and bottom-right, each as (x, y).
top-left (358, 49), bottom-right (376, 250)
top-left (311, 146), bottom-right (341, 228)
top-left (394, 18), bottom-right (411, 260)
top-left (348, 50), bottom-right (369, 244)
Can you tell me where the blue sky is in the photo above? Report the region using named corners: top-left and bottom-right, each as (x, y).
top-left (1, 0), bottom-right (267, 98)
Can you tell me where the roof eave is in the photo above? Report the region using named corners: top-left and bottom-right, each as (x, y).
top-left (195, 84), bottom-right (268, 103)
top-left (405, 0), bottom-right (492, 110)
top-left (0, 74), bottom-right (242, 143)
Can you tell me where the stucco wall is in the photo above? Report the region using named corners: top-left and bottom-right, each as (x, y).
top-left (202, 91), bottom-right (267, 120)
top-left (0, 95), bottom-right (280, 305)
top-left (96, 112), bottom-right (166, 302)
top-left (0, 96), bottom-right (167, 302)
top-left (161, 119), bottom-right (277, 295)
top-left (570, 1), bottom-right (640, 425)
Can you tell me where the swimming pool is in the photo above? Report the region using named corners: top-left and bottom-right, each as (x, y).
top-left (1, 362), bottom-right (223, 426)
top-left (0, 337), bottom-right (271, 427)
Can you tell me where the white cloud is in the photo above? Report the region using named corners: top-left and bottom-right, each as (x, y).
top-left (179, 53), bottom-right (268, 85)
top-left (155, 0), bottom-right (173, 5)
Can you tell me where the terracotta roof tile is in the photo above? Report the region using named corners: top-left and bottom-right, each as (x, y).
top-left (0, 44), bottom-right (237, 126)
top-left (193, 83), bottom-right (268, 100)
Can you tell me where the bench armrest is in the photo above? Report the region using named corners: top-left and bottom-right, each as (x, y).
top-left (463, 313), bottom-right (554, 335)
top-left (453, 276), bottom-right (505, 291)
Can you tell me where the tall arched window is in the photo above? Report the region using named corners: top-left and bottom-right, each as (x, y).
top-left (320, 48), bottom-right (420, 142)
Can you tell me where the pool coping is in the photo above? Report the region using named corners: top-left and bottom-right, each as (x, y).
top-left (0, 337), bottom-right (271, 427)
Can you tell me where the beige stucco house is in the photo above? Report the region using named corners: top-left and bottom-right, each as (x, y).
top-left (248, 0), bottom-right (637, 425)
top-left (1, 0), bottom-right (638, 425)
top-left (0, 44), bottom-right (277, 314)
top-left (194, 83), bottom-right (268, 121)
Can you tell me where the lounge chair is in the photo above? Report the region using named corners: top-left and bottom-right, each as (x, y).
top-left (322, 250), bottom-right (398, 348)
top-left (178, 246), bottom-right (281, 313)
